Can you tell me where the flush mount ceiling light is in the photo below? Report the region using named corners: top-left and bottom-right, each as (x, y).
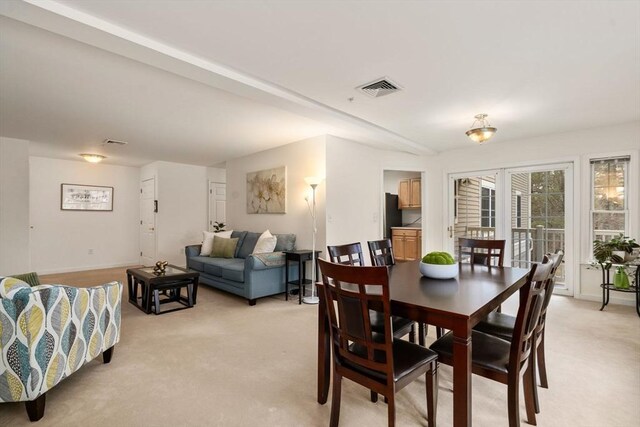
top-left (79, 153), bottom-right (106, 163)
top-left (465, 114), bottom-right (497, 143)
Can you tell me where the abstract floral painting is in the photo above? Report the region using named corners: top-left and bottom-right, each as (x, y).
top-left (246, 166), bottom-right (286, 214)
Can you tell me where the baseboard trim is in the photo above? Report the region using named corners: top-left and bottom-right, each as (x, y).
top-left (37, 261), bottom-right (140, 275)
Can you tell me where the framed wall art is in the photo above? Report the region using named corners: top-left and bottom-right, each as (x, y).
top-left (61, 184), bottom-right (114, 211)
top-left (246, 166), bottom-right (286, 214)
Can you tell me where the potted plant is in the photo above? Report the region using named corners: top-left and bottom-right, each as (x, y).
top-left (609, 234), bottom-right (639, 262)
top-left (212, 221), bottom-right (227, 232)
top-left (593, 239), bottom-right (622, 264)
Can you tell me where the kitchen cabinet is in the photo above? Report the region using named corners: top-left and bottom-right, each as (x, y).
top-left (391, 227), bottom-right (422, 261)
top-left (398, 178), bottom-right (421, 209)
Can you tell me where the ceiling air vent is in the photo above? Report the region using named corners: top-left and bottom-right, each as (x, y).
top-left (356, 77), bottom-right (402, 98)
top-left (103, 139), bottom-right (128, 146)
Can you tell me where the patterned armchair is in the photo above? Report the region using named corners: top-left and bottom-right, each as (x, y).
top-left (0, 277), bottom-right (122, 421)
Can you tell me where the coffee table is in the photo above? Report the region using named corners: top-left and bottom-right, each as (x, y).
top-left (126, 265), bottom-right (199, 315)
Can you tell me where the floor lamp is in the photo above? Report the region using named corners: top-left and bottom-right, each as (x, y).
top-left (303, 176), bottom-right (322, 304)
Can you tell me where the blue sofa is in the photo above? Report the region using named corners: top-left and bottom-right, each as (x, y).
top-left (185, 231), bottom-right (298, 305)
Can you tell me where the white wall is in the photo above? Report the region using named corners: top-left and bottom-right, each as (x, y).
top-left (29, 157), bottom-right (140, 274)
top-left (225, 135), bottom-right (326, 253)
top-left (0, 137), bottom-right (30, 275)
top-left (207, 166), bottom-right (226, 183)
top-left (141, 161), bottom-right (208, 266)
top-left (325, 135), bottom-right (428, 263)
top-left (422, 121), bottom-right (640, 303)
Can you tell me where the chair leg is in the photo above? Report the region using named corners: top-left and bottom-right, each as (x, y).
top-left (386, 393), bottom-right (396, 427)
top-left (25, 393), bottom-right (46, 422)
top-left (419, 323), bottom-right (426, 346)
top-left (436, 327), bottom-right (444, 339)
top-left (103, 346), bottom-right (114, 364)
top-left (370, 390), bottom-right (378, 403)
top-left (426, 362), bottom-right (438, 427)
top-left (330, 371), bottom-right (342, 427)
top-left (409, 323), bottom-right (416, 343)
top-left (507, 374), bottom-right (520, 427)
top-left (523, 362), bottom-right (537, 425)
top-left (537, 334), bottom-right (549, 389)
top-left (530, 343), bottom-right (540, 414)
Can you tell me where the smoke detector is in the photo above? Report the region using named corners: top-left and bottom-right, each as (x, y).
top-left (356, 77), bottom-right (402, 98)
top-left (103, 139), bottom-right (128, 146)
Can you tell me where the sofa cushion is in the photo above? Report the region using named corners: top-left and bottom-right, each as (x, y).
top-left (211, 236), bottom-right (239, 258)
top-left (188, 256), bottom-right (210, 271)
top-left (237, 231), bottom-right (261, 259)
top-left (201, 258), bottom-right (240, 276)
top-left (231, 231), bottom-right (248, 258)
top-left (221, 262), bottom-right (245, 283)
top-left (274, 233), bottom-right (296, 252)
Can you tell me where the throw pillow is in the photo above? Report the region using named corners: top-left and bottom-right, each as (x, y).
top-left (274, 233), bottom-right (296, 252)
top-left (210, 236), bottom-right (239, 258)
top-left (200, 230), bottom-right (233, 255)
top-left (253, 230), bottom-right (277, 254)
top-left (9, 271), bottom-right (41, 287)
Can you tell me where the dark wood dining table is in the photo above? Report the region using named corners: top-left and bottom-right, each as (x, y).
top-left (316, 260), bottom-right (530, 427)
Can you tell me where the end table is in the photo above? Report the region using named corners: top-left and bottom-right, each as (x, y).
top-left (284, 250), bottom-right (322, 304)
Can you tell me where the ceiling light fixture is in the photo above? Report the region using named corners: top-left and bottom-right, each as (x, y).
top-left (465, 114), bottom-right (497, 143)
top-left (79, 153), bottom-right (106, 163)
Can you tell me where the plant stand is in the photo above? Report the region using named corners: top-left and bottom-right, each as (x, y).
top-left (598, 262), bottom-right (640, 317)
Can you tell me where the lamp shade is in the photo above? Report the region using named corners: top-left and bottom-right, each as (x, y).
top-left (304, 176), bottom-right (323, 187)
top-left (465, 114), bottom-right (497, 144)
top-left (79, 153), bottom-right (106, 163)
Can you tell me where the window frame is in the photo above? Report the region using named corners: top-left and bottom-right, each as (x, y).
top-left (589, 156), bottom-right (630, 244)
top-left (480, 180), bottom-right (496, 228)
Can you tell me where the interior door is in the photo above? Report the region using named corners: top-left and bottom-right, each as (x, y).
top-left (140, 177), bottom-right (156, 266)
top-left (447, 170), bottom-right (502, 260)
top-left (209, 182), bottom-right (226, 230)
top-left (506, 163), bottom-right (573, 295)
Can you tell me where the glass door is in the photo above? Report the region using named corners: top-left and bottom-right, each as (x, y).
top-left (448, 170), bottom-right (502, 262)
top-left (506, 163), bottom-right (573, 295)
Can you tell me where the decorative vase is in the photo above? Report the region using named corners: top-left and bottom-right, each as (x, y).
top-left (613, 267), bottom-right (630, 290)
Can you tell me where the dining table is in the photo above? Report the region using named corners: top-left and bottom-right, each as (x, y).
top-left (316, 260), bottom-right (530, 427)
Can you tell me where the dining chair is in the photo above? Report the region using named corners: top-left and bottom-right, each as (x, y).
top-left (367, 239), bottom-right (396, 267)
top-left (474, 250), bottom-right (564, 414)
top-left (458, 237), bottom-right (506, 267)
top-left (318, 259), bottom-right (438, 427)
top-left (428, 259), bottom-right (555, 427)
top-left (367, 239), bottom-right (434, 347)
top-left (329, 242), bottom-right (417, 403)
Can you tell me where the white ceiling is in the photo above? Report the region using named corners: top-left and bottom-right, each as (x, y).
top-left (1, 0), bottom-right (639, 166)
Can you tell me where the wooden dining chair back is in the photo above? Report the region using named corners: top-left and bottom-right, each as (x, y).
top-left (430, 258), bottom-right (555, 427)
top-left (367, 239), bottom-right (396, 267)
top-left (534, 250), bottom-right (564, 390)
top-left (458, 238), bottom-right (506, 267)
top-left (327, 242), bottom-right (366, 266)
top-left (318, 259), bottom-right (438, 427)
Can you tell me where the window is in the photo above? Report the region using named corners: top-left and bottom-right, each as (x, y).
top-left (515, 191), bottom-right (522, 228)
top-left (480, 180), bottom-right (495, 228)
top-left (591, 156), bottom-right (629, 243)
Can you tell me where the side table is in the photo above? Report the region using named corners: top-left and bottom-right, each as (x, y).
top-left (598, 262), bottom-right (640, 317)
top-left (284, 250), bottom-right (322, 304)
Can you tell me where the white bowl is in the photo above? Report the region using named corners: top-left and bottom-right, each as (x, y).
top-left (419, 262), bottom-right (459, 279)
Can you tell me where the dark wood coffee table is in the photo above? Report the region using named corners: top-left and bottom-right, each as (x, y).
top-left (126, 265), bottom-right (199, 315)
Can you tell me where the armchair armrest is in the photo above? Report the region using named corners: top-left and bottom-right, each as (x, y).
top-left (0, 281), bottom-right (122, 402)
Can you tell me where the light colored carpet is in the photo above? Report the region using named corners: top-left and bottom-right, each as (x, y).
top-left (1, 267), bottom-right (638, 426)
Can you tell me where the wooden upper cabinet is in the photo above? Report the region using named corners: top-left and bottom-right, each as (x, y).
top-left (398, 178), bottom-right (421, 209)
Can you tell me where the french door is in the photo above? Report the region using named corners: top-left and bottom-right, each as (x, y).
top-left (448, 163), bottom-right (574, 295)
